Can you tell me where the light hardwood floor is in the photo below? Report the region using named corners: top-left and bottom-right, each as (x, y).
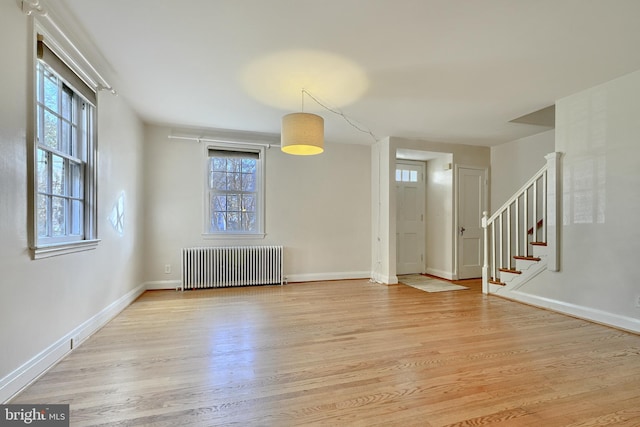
top-left (12, 279), bottom-right (640, 426)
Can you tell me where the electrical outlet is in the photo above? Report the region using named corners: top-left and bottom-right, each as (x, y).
top-left (164, 264), bottom-right (171, 274)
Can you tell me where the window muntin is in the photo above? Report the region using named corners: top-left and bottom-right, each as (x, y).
top-left (35, 59), bottom-right (95, 246)
top-left (207, 149), bottom-right (263, 234)
top-left (396, 168), bottom-right (419, 182)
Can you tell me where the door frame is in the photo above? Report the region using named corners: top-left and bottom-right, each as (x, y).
top-left (453, 164), bottom-right (488, 280)
top-left (395, 160), bottom-right (426, 275)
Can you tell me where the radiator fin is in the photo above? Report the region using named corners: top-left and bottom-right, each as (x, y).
top-left (181, 246), bottom-right (283, 290)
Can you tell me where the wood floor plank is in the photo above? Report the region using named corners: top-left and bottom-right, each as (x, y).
top-left (11, 279), bottom-right (640, 426)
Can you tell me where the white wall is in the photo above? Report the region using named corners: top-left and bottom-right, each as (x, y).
top-left (143, 125), bottom-right (372, 285)
top-left (490, 129), bottom-right (555, 210)
top-left (509, 70), bottom-right (640, 332)
top-left (0, 3), bottom-right (145, 401)
top-left (425, 155), bottom-right (454, 278)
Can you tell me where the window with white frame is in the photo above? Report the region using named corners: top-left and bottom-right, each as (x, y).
top-left (206, 147), bottom-right (264, 235)
top-left (33, 35), bottom-right (97, 255)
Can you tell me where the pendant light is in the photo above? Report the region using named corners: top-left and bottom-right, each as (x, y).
top-left (281, 90), bottom-right (324, 155)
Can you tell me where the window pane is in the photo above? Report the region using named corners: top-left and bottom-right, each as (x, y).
top-left (51, 196), bottom-right (66, 236)
top-left (227, 194), bottom-right (240, 211)
top-left (402, 170), bottom-right (410, 182)
top-left (213, 195), bottom-right (226, 211)
top-left (241, 159), bottom-right (256, 174)
top-left (242, 173), bottom-right (256, 191)
top-left (243, 213), bottom-right (256, 231)
top-left (51, 155), bottom-right (65, 195)
top-left (37, 149), bottom-right (49, 193)
top-left (62, 86), bottom-right (73, 121)
top-left (226, 212), bottom-right (240, 231)
top-left (226, 158), bottom-right (241, 173)
top-left (210, 171), bottom-right (226, 190)
top-left (43, 110), bottom-right (58, 149)
top-left (396, 170), bottom-right (402, 182)
top-left (227, 173), bottom-right (241, 191)
top-left (43, 72), bottom-right (58, 112)
top-left (410, 170), bottom-right (418, 182)
top-left (61, 120), bottom-right (72, 155)
top-left (70, 200), bottom-right (82, 235)
top-left (70, 162), bottom-right (82, 197)
top-left (242, 194), bottom-right (255, 213)
top-left (37, 194), bottom-right (49, 237)
top-left (212, 212), bottom-right (226, 231)
top-left (211, 158), bottom-right (226, 172)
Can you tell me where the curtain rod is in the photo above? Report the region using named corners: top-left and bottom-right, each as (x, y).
top-left (168, 135), bottom-right (279, 149)
top-left (22, 0), bottom-right (116, 95)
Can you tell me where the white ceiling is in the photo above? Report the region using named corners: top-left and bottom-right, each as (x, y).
top-left (60, 0), bottom-right (640, 147)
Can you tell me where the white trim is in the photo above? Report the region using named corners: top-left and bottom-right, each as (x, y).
top-left (424, 268), bottom-right (456, 281)
top-left (287, 271), bottom-right (372, 283)
top-left (0, 283), bottom-right (145, 403)
top-left (369, 271), bottom-right (399, 285)
top-left (203, 143), bottom-right (266, 236)
top-left (31, 239), bottom-right (100, 259)
top-left (495, 290), bottom-right (640, 334)
top-left (144, 280), bottom-right (182, 290)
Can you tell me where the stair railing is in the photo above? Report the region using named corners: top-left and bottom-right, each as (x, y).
top-left (482, 152), bottom-right (561, 294)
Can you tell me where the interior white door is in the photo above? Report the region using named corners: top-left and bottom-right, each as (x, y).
top-left (457, 167), bottom-right (486, 279)
top-left (396, 162), bottom-right (425, 275)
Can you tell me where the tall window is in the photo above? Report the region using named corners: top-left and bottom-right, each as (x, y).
top-left (206, 148), bottom-right (264, 235)
top-left (33, 36), bottom-right (97, 254)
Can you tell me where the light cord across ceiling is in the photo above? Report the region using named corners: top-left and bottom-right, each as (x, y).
top-left (302, 89), bottom-right (379, 143)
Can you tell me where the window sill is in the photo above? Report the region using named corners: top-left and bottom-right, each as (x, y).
top-left (31, 239), bottom-right (101, 260)
top-left (202, 233), bottom-right (266, 240)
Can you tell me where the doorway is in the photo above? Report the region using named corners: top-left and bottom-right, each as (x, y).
top-left (395, 161), bottom-right (425, 275)
top-left (456, 166), bottom-right (487, 279)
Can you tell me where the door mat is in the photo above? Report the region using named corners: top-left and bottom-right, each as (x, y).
top-left (398, 274), bottom-right (469, 293)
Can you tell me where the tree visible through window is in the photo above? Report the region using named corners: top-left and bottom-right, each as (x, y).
top-left (207, 149), bottom-right (261, 233)
top-left (33, 35), bottom-right (97, 254)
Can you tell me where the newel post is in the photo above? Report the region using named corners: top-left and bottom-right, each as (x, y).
top-left (482, 211), bottom-right (489, 294)
top-left (545, 152), bottom-right (562, 272)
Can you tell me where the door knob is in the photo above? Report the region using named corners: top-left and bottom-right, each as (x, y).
top-left (460, 226), bottom-right (466, 235)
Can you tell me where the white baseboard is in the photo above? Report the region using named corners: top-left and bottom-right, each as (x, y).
top-left (144, 280), bottom-right (182, 290)
top-left (497, 289), bottom-right (640, 334)
top-left (369, 271), bottom-right (398, 285)
top-left (287, 271), bottom-right (371, 283)
top-left (424, 268), bottom-right (455, 281)
top-left (0, 283), bottom-right (146, 403)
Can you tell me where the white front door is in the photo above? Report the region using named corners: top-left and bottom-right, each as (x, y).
top-left (457, 167), bottom-right (486, 279)
top-left (396, 161), bottom-right (425, 275)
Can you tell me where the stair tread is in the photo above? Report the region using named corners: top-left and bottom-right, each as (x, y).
top-left (530, 242), bottom-right (547, 246)
top-left (499, 268), bottom-right (522, 274)
top-left (489, 278), bottom-right (506, 286)
top-left (513, 255), bottom-right (541, 261)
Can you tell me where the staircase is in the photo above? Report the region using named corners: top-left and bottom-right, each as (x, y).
top-left (482, 153), bottom-right (561, 294)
